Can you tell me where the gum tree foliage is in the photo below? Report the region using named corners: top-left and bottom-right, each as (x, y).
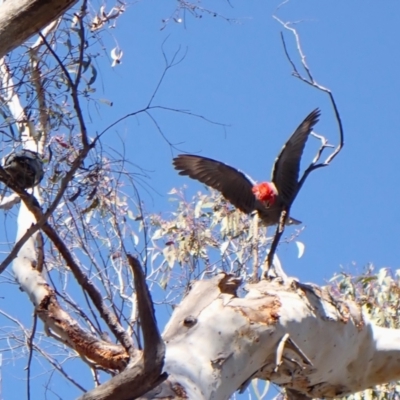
top-left (329, 268), bottom-right (400, 400)
top-left (0, 1), bottom-right (398, 400)
top-left (0, 1), bottom-right (266, 398)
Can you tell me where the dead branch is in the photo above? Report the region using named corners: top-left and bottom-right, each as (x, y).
top-left (0, 171), bottom-right (138, 365)
top-left (251, 213), bottom-right (259, 281)
top-left (266, 208), bottom-right (288, 273)
top-left (29, 19), bottom-right (61, 150)
top-left (39, 19), bottom-right (90, 148)
top-left (266, 7), bottom-right (345, 270)
top-left (0, 141), bottom-right (94, 273)
top-left (77, 256), bottom-right (167, 400)
top-left (127, 255), bottom-right (165, 370)
top-left (273, 14), bottom-right (344, 188)
top-left (41, 221), bottom-right (138, 361)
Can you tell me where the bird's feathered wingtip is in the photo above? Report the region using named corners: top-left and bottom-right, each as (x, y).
top-left (307, 108), bottom-right (321, 126)
top-left (172, 154), bottom-right (199, 175)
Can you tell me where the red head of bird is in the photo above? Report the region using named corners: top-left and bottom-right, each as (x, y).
top-left (252, 182), bottom-right (277, 207)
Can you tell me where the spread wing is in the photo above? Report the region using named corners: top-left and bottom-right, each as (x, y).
top-left (271, 109), bottom-right (321, 204)
top-left (173, 154), bottom-right (256, 214)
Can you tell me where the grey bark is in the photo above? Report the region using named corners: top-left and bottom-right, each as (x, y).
top-left (0, 0), bottom-right (78, 58)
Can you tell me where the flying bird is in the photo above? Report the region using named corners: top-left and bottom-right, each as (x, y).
top-left (172, 109), bottom-right (320, 226)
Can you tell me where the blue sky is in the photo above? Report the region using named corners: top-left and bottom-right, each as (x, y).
top-left (2, 0), bottom-right (400, 398)
top-left (98, 0), bottom-right (400, 285)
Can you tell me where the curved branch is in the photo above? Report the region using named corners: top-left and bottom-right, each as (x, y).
top-left (266, 7), bottom-right (345, 271)
top-left (41, 221), bottom-right (138, 361)
top-left (77, 256), bottom-right (167, 400)
top-left (127, 255), bottom-right (165, 370)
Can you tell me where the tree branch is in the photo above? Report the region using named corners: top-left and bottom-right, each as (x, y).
top-left (265, 8), bottom-right (345, 272)
top-left (0, 0), bottom-right (78, 59)
top-left (136, 273), bottom-right (400, 399)
top-left (127, 255), bottom-right (165, 370)
top-left (41, 221), bottom-right (138, 361)
top-left (77, 256), bottom-right (167, 400)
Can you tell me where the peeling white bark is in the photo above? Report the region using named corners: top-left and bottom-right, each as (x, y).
top-left (12, 190), bottom-right (49, 304)
top-left (137, 274), bottom-right (400, 400)
top-left (1, 48), bottom-right (130, 371)
top-left (0, 192), bottom-right (20, 209)
top-left (10, 186), bottom-right (130, 370)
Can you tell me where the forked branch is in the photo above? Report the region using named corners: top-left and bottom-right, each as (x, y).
top-left (267, 6), bottom-right (345, 270)
top-left (78, 256), bottom-right (167, 400)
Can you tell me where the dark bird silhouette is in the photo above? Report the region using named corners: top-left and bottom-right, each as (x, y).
top-left (173, 109), bottom-right (320, 226)
top-left (2, 149), bottom-right (44, 189)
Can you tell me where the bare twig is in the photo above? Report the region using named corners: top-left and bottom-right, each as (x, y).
top-left (266, 208), bottom-right (288, 271)
top-left (74, 1), bottom-right (88, 90)
top-left (0, 309), bottom-right (87, 393)
top-left (33, 343), bottom-right (87, 392)
top-left (272, 23), bottom-right (344, 180)
top-left (77, 257), bottom-right (167, 400)
top-left (0, 143), bottom-right (94, 273)
top-left (161, 0), bottom-right (240, 30)
top-left (0, 169), bottom-right (137, 362)
top-left (39, 30), bottom-right (90, 147)
top-left (147, 41), bottom-right (187, 108)
top-left (41, 221), bottom-right (138, 362)
top-left (251, 213), bottom-right (259, 282)
top-left (26, 313), bottom-right (38, 400)
top-left (265, 6), bottom-right (345, 271)
top-left (29, 20), bottom-right (61, 151)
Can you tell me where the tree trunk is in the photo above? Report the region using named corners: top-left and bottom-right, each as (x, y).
top-left (129, 274), bottom-right (400, 400)
top-left (0, 0), bottom-right (78, 58)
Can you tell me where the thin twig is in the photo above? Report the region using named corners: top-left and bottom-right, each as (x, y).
top-left (147, 40), bottom-right (188, 108)
top-left (26, 313), bottom-right (38, 400)
top-left (34, 344), bottom-right (87, 392)
top-left (265, 6), bottom-right (345, 272)
top-left (77, 257), bottom-right (167, 400)
top-left (267, 208), bottom-right (288, 270)
top-left (251, 213), bottom-right (259, 282)
top-left (0, 170), bottom-right (137, 361)
top-left (39, 31), bottom-right (89, 147)
top-left (0, 143), bottom-right (94, 273)
top-left (41, 221), bottom-right (138, 362)
top-left (74, 1), bottom-right (88, 90)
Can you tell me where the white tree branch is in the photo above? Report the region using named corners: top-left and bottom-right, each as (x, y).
top-left (11, 188), bottom-right (133, 371)
top-left (0, 42), bottom-right (136, 372)
top-left (0, 0), bottom-right (77, 59)
top-left (134, 274), bottom-right (400, 400)
top-left (0, 192), bottom-right (20, 209)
